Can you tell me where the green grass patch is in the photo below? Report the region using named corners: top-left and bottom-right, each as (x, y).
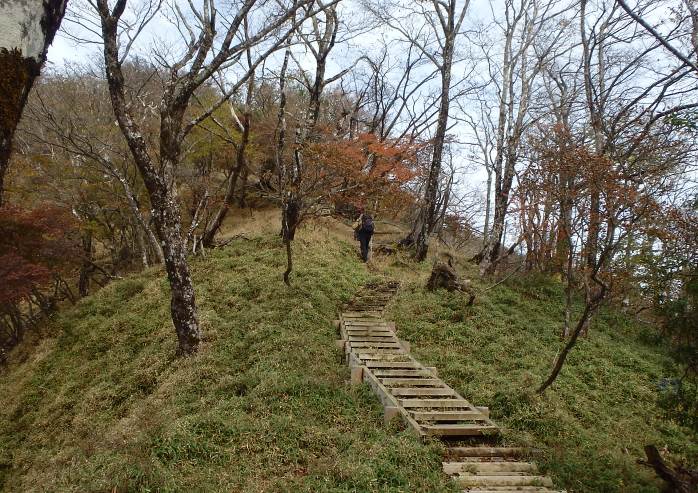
top-left (0, 233), bottom-right (456, 492)
top-left (383, 259), bottom-right (697, 493)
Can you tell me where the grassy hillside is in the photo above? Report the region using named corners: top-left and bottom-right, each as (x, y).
top-left (1, 221), bottom-right (695, 492)
top-left (378, 253), bottom-right (698, 492)
top-left (0, 231), bottom-right (454, 492)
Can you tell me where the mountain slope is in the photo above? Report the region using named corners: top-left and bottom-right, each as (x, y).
top-left (378, 255), bottom-right (698, 492)
top-left (0, 233), bottom-right (453, 492)
top-left (1, 224), bottom-right (696, 492)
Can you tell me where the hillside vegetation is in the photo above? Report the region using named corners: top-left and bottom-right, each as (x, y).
top-left (1, 224), bottom-right (696, 492)
top-left (378, 252), bottom-right (698, 492)
top-left (0, 230), bottom-right (452, 492)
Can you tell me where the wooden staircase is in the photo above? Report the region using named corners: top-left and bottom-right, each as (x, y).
top-left (336, 281), bottom-right (564, 493)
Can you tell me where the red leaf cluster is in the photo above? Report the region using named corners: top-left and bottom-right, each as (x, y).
top-left (0, 205), bottom-right (78, 305)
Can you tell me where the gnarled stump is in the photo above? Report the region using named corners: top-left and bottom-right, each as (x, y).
top-left (426, 261), bottom-right (475, 306)
top-left (375, 244), bottom-right (397, 256)
top-left (640, 445), bottom-right (698, 493)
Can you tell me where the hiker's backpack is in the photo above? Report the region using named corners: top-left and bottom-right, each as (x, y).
top-left (361, 214), bottom-right (374, 234)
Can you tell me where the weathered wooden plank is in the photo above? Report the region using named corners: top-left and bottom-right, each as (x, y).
top-left (356, 353), bottom-right (412, 361)
top-left (350, 366), bottom-right (364, 385)
top-left (346, 330), bottom-right (396, 335)
top-left (453, 475), bottom-right (554, 488)
top-left (380, 378), bottom-right (443, 386)
top-left (442, 461), bottom-right (538, 475)
top-left (411, 410), bottom-right (487, 421)
top-left (422, 423), bottom-right (499, 436)
top-left (445, 447), bottom-right (531, 458)
top-left (364, 361), bottom-right (422, 369)
top-left (348, 341), bottom-right (402, 349)
top-left (353, 347), bottom-right (407, 356)
top-left (342, 312), bottom-right (383, 318)
top-left (343, 320), bottom-right (389, 326)
top-left (399, 399), bottom-right (473, 408)
top-left (344, 328), bottom-right (392, 333)
top-left (345, 328), bottom-right (394, 334)
top-left (344, 324), bottom-right (391, 329)
top-left (347, 334), bottom-right (396, 340)
top-left (347, 336), bottom-right (398, 343)
top-left (390, 387), bottom-right (456, 397)
top-left (372, 369), bottom-right (435, 377)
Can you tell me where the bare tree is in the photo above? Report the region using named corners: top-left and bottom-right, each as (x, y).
top-left (365, 0), bottom-right (471, 260)
top-left (469, 0), bottom-right (565, 275)
top-left (23, 68), bottom-right (166, 266)
top-left (0, 0), bottom-right (68, 205)
top-left (616, 0), bottom-right (698, 74)
top-left (199, 22), bottom-right (256, 248)
top-left (277, 0), bottom-right (358, 284)
top-left (94, 0), bottom-right (314, 354)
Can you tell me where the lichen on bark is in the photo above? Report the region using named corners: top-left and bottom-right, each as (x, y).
top-left (0, 47), bottom-right (39, 204)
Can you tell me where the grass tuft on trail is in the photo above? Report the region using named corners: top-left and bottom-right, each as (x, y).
top-left (0, 233), bottom-right (455, 493)
top-left (379, 253), bottom-right (697, 493)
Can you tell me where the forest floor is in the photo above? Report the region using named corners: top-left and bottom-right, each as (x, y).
top-left (1, 210), bottom-right (695, 492)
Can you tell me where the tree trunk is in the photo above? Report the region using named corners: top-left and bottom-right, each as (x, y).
top-left (483, 166), bottom-right (492, 246)
top-left (117, 172), bottom-right (164, 263)
top-left (78, 230), bottom-right (94, 297)
top-left (641, 445), bottom-right (695, 493)
top-left (99, 0), bottom-right (200, 355)
top-left (237, 162), bottom-right (249, 208)
top-left (538, 300), bottom-right (595, 393)
top-left (200, 116), bottom-right (250, 247)
top-left (414, 37), bottom-right (454, 261)
top-left (283, 238), bottom-right (293, 286)
top-left (154, 195), bottom-right (201, 355)
top-left (539, 277), bottom-right (606, 393)
top-left (0, 0), bottom-right (67, 205)
top-left (200, 70), bottom-right (254, 247)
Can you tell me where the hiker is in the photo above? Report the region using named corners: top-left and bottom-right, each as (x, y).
top-left (353, 209), bottom-right (374, 262)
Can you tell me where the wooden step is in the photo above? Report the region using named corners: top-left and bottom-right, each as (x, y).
top-left (400, 399), bottom-right (473, 408)
top-left (349, 342), bottom-right (402, 349)
top-left (346, 332), bottom-right (395, 338)
top-left (454, 475), bottom-right (554, 488)
top-left (456, 486), bottom-right (565, 493)
top-left (372, 369), bottom-right (435, 377)
top-left (357, 353), bottom-right (411, 361)
top-left (347, 334), bottom-right (396, 340)
top-left (347, 336), bottom-right (398, 343)
top-left (446, 447), bottom-right (531, 458)
top-left (411, 410), bottom-right (487, 421)
top-left (344, 327), bottom-right (395, 336)
top-left (380, 378), bottom-right (443, 387)
top-left (443, 461), bottom-right (538, 475)
top-left (344, 324), bottom-right (391, 329)
top-left (354, 346), bottom-right (405, 352)
top-left (344, 327), bottom-right (392, 332)
top-left (390, 387), bottom-right (457, 397)
top-left (345, 327), bottom-right (393, 333)
top-left (342, 314), bottom-right (383, 320)
top-left (364, 361), bottom-right (421, 369)
top-left (343, 321), bottom-right (390, 326)
top-left (423, 423), bottom-right (499, 436)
